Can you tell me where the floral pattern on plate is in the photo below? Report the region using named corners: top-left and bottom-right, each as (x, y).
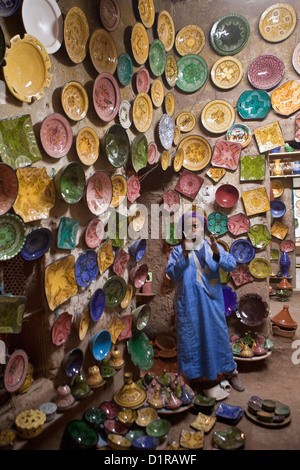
top-left (178, 135), bottom-right (212, 172)
top-left (159, 114), bottom-right (174, 150)
top-left (271, 221), bottom-right (288, 240)
top-left (248, 54), bottom-right (285, 90)
top-left (40, 113), bottom-right (73, 159)
top-left (248, 224), bottom-right (271, 248)
top-left (165, 53), bottom-right (178, 87)
top-left (254, 121), bottom-right (285, 153)
top-left (208, 211), bottom-right (228, 236)
top-left (241, 187), bottom-right (270, 216)
top-left (76, 127), bottom-right (99, 165)
top-left (57, 217), bottom-right (80, 250)
top-left (258, 3), bottom-right (297, 43)
top-left (201, 100), bottom-right (235, 134)
top-left (89, 29), bottom-right (118, 75)
top-left (176, 54), bottom-right (208, 93)
top-left (133, 92), bottom-right (153, 132)
top-left (44, 255), bottom-right (78, 311)
top-left (240, 154), bottom-right (266, 181)
top-left (211, 139), bottom-right (242, 171)
top-left (93, 72), bottom-right (120, 122)
top-left (85, 171), bottom-right (113, 216)
top-left (238, 90), bottom-right (271, 120)
top-left (175, 24), bottom-right (205, 56)
top-left (211, 56), bottom-right (243, 90)
top-left (75, 250), bottom-right (99, 288)
top-left (207, 167), bottom-right (226, 183)
top-left (97, 239), bottom-right (114, 275)
top-left (62, 81), bottom-right (89, 121)
top-left (113, 248), bottom-right (130, 277)
top-left (231, 264), bottom-right (254, 287)
top-left (64, 7), bottom-right (89, 63)
top-left (157, 10), bottom-right (175, 52)
top-left (271, 80), bottom-right (300, 116)
top-left (175, 170), bottom-right (204, 199)
top-left (138, 0), bottom-right (155, 28)
top-left (210, 13), bottom-right (250, 56)
top-left (131, 22), bottom-right (149, 65)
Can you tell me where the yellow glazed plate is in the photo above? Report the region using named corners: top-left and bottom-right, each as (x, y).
top-left (76, 127), bottom-right (99, 166)
top-left (3, 34), bottom-right (51, 103)
top-left (201, 100), bottom-right (235, 134)
top-left (165, 53), bottom-right (178, 87)
top-left (174, 148), bottom-right (184, 172)
top-left (64, 6), bottom-right (89, 63)
top-left (165, 92), bottom-right (175, 116)
top-left (120, 285), bottom-right (133, 309)
top-left (44, 255), bottom-right (78, 311)
top-left (211, 56), bottom-right (243, 90)
top-left (131, 22), bottom-right (149, 65)
top-left (180, 429), bottom-right (204, 450)
top-left (89, 28), bottom-right (118, 75)
top-left (111, 175), bottom-right (127, 208)
top-left (13, 167), bottom-right (55, 223)
top-left (254, 121), bottom-right (285, 153)
top-left (161, 150), bottom-right (170, 170)
top-left (176, 112), bottom-right (195, 132)
top-left (173, 125), bottom-right (181, 146)
top-left (151, 78), bottom-right (164, 107)
top-left (97, 239), bottom-right (114, 275)
top-left (157, 10), bottom-right (175, 52)
top-left (75, 307), bottom-right (90, 341)
top-left (207, 167), bottom-right (226, 183)
top-left (271, 80), bottom-right (300, 116)
top-left (175, 25), bottom-right (205, 56)
top-left (178, 135), bottom-right (212, 172)
top-left (259, 3), bottom-right (297, 43)
top-left (242, 187), bottom-right (271, 216)
top-left (61, 81), bottom-right (89, 121)
top-left (271, 180), bottom-right (284, 198)
top-left (190, 412), bottom-right (216, 433)
top-left (107, 315), bottom-right (126, 344)
top-left (138, 0), bottom-right (155, 28)
top-left (271, 221), bottom-right (289, 240)
top-left (133, 92), bottom-right (153, 132)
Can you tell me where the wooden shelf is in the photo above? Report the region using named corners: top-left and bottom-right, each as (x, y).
top-left (270, 175), bottom-right (300, 178)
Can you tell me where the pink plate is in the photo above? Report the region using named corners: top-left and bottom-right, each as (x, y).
top-left (130, 263), bottom-right (148, 288)
top-left (85, 171), bottom-right (113, 215)
top-left (248, 54), bottom-right (285, 90)
top-left (127, 174), bottom-right (140, 203)
top-left (163, 190), bottom-right (180, 213)
top-left (212, 139), bottom-right (242, 171)
top-left (227, 213), bottom-right (250, 236)
top-left (40, 113), bottom-right (73, 158)
top-left (113, 248), bottom-right (130, 277)
top-left (148, 141), bottom-right (158, 164)
top-left (51, 312), bottom-right (72, 346)
top-left (280, 240), bottom-right (295, 253)
top-left (4, 349), bottom-right (29, 393)
top-left (85, 219), bottom-right (105, 248)
top-left (231, 264), bottom-right (254, 287)
top-left (118, 315), bottom-right (133, 340)
top-left (99, 0), bottom-right (120, 32)
top-left (175, 169), bottom-right (204, 200)
top-left (93, 72), bottom-right (120, 122)
top-left (215, 184), bottom-right (239, 208)
top-left (136, 67), bottom-right (150, 93)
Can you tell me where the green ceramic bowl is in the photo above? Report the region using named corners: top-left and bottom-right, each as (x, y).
top-left (262, 399), bottom-right (277, 412)
top-left (146, 419), bottom-right (171, 438)
top-left (58, 162), bottom-right (86, 204)
top-left (103, 124), bottom-right (130, 168)
top-left (62, 420), bottom-right (98, 450)
top-left (149, 39), bottom-right (166, 77)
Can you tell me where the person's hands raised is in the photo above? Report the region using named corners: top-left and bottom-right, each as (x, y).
top-left (208, 234), bottom-right (219, 255)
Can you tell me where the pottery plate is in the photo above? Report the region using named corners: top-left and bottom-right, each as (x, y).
top-left (4, 349), bottom-right (29, 393)
top-left (103, 124), bottom-right (130, 168)
top-left (230, 239), bottom-right (255, 264)
top-left (271, 80), bottom-right (300, 116)
top-left (227, 213), bottom-right (250, 236)
top-left (132, 134), bottom-right (148, 173)
top-left (259, 3), bottom-right (297, 43)
top-left (93, 72), bottom-right (120, 122)
top-left (249, 257), bottom-right (272, 279)
top-left (100, 0), bottom-right (120, 32)
top-left (248, 224), bottom-right (271, 249)
top-left (178, 135), bottom-right (211, 172)
top-left (62, 81), bottom-right (89, 121)
top-left (271, 180), bottom-right (284, 198)
top-left (248, 54), bottom-right (285, 90)
top-left (44, 255), bottom-right (78, 311)
top-left (157, 10), bottom-right (175, 52)
top-left (159, 114), bottom-right (174, 150)
top-left (254, 121), bottom-right (285, 153)
top-left (131, 22), bottom-right (149, 65)
top-left (212, 139), bottom-right (242, 171)
top-left (226, 124), bottom-right (251, 148)
top-left (64, 7), bottom-right (89, 63)
top-left (238, 90), bottom-right (271, 120)
top-left (165, 53), bottom-right (178, 87)
top-left (175, 25), bottom-right (205, 56)
top-left (176, 112), bottom-right (195, 133)
top-left (138, 0), bottom-right (155, 28)
top-left (176, 54), bottom-right (208, 93)
top-left (119, 100), bottom-right (132, 129)
top-left (213, 427), bottom-right (245, 450)
top-left (75, 250), bottom-right (99, 288)
top-left (211, 56), bottom-right (243, 90)
top-left (0, 294), bottom-right (26, 334)
top-left (175, 169), bottom-right (204, 199)
top-left (89, 29), bottom-right (118, 75)
top-left (111, 175), bottom-right (127, 208)
top-left (76, 127), bottom-right (99, 165)
top-left (292, 42), bottom-right (300, 75)
top-left (240, 154), bottom-right (265, 181)
top-left (3, 34), bottom-right (51, 103)
top-left (210, 13), bottom-right (250, 56)
top-left (242, 187), bottom-right (270, 216)
top-left (103, 276), bottom-right (127, 308)
top-left (208, 212), bottom-right (228, 236)
top-left (21, 227), bottom-right (53, 261)
top-left (236, 293), bottom-right (269, 326)
top-left (86, 171), bottom-right (113, 216)
top-left (51, 312), bottom-right (72, 346)
top-left (40, 113), bottom-right (73, 159)
top-left (0, 163), bottom-right (18, 215)
top-left (149, 39), bottom-right (166, 77)
top-left (57, 217), bottom-right (79, 250)
top-left (271, 221), bottom-right (289, 240)
top-left (133, 92), bottom-right (153, 132)
top-left (117, 53), bottom-right (133, 86)
top-left (151, 78), bottom-right (164, 107)
top-left (201, 100), bottom-right (235, 134)
top-left (85, 219), bottom-right (104, 249)
top-left (0, 214), bottom-right (26, 261)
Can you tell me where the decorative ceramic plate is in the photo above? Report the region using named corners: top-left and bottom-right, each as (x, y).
top-left (127, 175), bottom-right (141, 203)
top-left (40, 113), bottom-right (72, 159)
top-left (176, 112), bottom-right (195, 133)
top-left (85, 171), bottom-right (113, 215)
top-left (133, 92), bottom-right (153, 133)
top-left (90, 289), bottom-right (105, 322)
top-left (215, 184), bottom-right (239, 208)
top-left (4, 349), bottom-right (28, 393)
top-left (0, 294), bottom-right (26, 334)
top-left (151, 78), bottom-right (164, 107)
top-left (259, 3), bottom-right (297, 43)
top-left (131, 22), bottom-right (149, 65)
top-left (175, 170), bottom-right (204, 199)
top-left (207, 167), bottom-right (226, 183)
top-left (242, 187), bottom-right (270, 216)
top-left (165, 53), bottom-right (178, 87)
top-left (213, 427), bottom-right (245, 451)
top-left (240, 154), bottom-right (266, 181)
top-left (254, 121), bottom-right (285, 153)
top-left (201, 100), bottom-right (235, 134)
top-left (248, 224), bottom-right (271, 248)
top-left (132, 134), bottom-right (148, 173)
top-left (117, 53), bottom-right (133, 86)
top-left (21, 227), bottom-right (53, 261)
top-left (118, 100), bottom-right (132, 129)
top-left (271, 81), bottom-right (300, 116)
top-left (44, 255), bottom-right (78, 311)
top-left (3, 34), bottom-right (51, 103)
top-left (103, 276), bottom-right (127, 308)
top-left (236, 293), bottom-right (269, 326)
top-left (64, 6), bottom-right (89, 63)
top-left (174, 148), bottom-right (184, 172)
top-left (22, 0), bottom-right (63, 54)
top-left (76, 127), bottom-right (99, 166)
top-left (93, 72), bottom-right (120, 122)
top-left (292, 42), bottom-right (300, 75)
top-left (211, 57), bottom-right (243, 90)
top-left (226, 124), bottom-right (251, 148)
top-left (211, 139), bottom-right (242, 171)
top-left (148, 141), bottom-right (158, 164)
top-left (280, 240), bottom-right (295, 252)
top-left (175, 24), bottom-right (205, 56)
top-left (230, 239), bottom-right (255, 264)
top-left (100, 0), bottom-right (120, 31)
top-left (208, 211), bottom-right (228, 236)
top-left (271, 221), bottom-right (288, 240)
top-left (89, 29), bottom-right (117, 75)
top-left (270, 200), bottom-right (286, 218)
top-left (120, 286), bottom-right (133, 310)
top-left (0, 0), bottom-right (20, 17)
top-left (227, 213), bottom-right (250, 236)
top-left (111, 175), bottom-right (127, 208)
top-left (248, 54), bottom-right (285, 90)
top-left (85, 219), bottom-right (104, 249)
top-left (173, 125), bottom-right (181, 145)
top-left (61, 81), bottom-right (88, 121)
top-left (97, 239), bottom-right (114, 274)
top-left (176, 54), bottom-right (208, 93)
top-left (210, 13), bottom-right (250, 55)
top-left (0, 214), bottom-right (26, 261)
top-left (271, 180), bottom-right (284, 198)
top-left (161, 150), bottom-right (170, 171)
top-left (51, 312), bottom-right (72, 346)
top-left (163, 190), bottom-right (180, 213)
top-left (0, 163), bottom-right (18, 216)
top-left (103, 124), bottom-right (130, 168)
top-left (136, 67), bottom-right (150, 93)
top-left (231, 263), bottom-right (254, 287)
top-left (149, 39), bottom-right (166, 77)
top-left (57, 217), bottom-right (79, 250)
top-left (113, 247), bottom-right (130, 277)
top-left (157, 10), bottom-right (175, 52)
top-left (159, 114), bottom-right (174, 150)
top-left (138, 0), bottom-right (155, 28)
top-left (75, 250), bottom-right (99, 288)
top-left (178, 135), bottom-right (212, 172)
top-left (238, 90), bottom-right (271, 120)
top-left (56, 162), bottom-right (85, 204)
top-left (13, 167), bottom-right (55, 223)
top-left (249, 257), bottom-right (272, 279)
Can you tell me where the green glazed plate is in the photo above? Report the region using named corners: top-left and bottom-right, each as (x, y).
top-left (117, 53), bottom-right (133, 86)
top-left (59, 162), bottom-right (86, 204)
top-left (240, 154), bottom-right (266, 181)
top-left (248, 224), bottom-right (271, 249)
top-left (103, 275), bottom-right (127, 308)
top-left (213, 427), bottom-right (245, 450)
top-left (208, 211), bottom-right (228, 236)
top-left (0, 294), bottom-right (26, 334)
top-left (131, 134), bottom-right (148, 173)
top-left (238, 90), bottom-right (271, 120)
top-left (176, 54), bottom-right (208, 93)
top-left (249, 257), bottom-right (272, 279)
top-left (149, 39), bottom-right (166, 77)
top-left (103, 124), bottom-right (130, 168)
top-left (127, 332), bottom-right (154, 371)
top-left (0, 214), bottom-right (26, 261)
top-left (210, 13), bottom-right (250, 56)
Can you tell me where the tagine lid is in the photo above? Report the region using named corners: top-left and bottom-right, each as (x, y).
top-left (271, 304), bottom-right (298, 329)
top-left (113, 372), bottom-right (147, 409)
top-left (276, 276), bottom-right (293, 291)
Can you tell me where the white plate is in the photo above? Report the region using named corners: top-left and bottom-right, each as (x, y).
top-left (22, 0), bottom-right (63, 54)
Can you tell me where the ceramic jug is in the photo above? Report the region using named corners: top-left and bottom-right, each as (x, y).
top-left (273, 159), bottom-right (282, 176)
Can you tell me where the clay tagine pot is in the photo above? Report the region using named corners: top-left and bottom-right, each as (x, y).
top-left (271, 304), bottom-right (298, 329)
top-left (56, 383), bottom-right (75, 411)
top-left (110, 346), bottom-right (125, 370)
top-left (114, 372), bottom-right (147, 409)
top-left (86, 365), bottom-right (105, 389)
top-left (276, 276), bottom-right (293, 290)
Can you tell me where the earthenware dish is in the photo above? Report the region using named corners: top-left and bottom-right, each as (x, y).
top-left (117, 53), bottom-right (133, 86)
top-left (64, 7), bottom-right (89, 63)
top-left (175, 24), bottom-right (205, 56)
top-left (210, 13), bottom-right (250, 55)
top-left (76, 127), bottom-right (99, 166)
top-left (238, 90), bottom-right (271, 119)
top-left (131, 22), bottom-right (149, 64)
top-left (89, 28), bottom-right (117, 75)
top-left (259, 3), bottom-right (297, 43)
top-left (236, 293), bottom-right (269, 326)
top-left (93, 72), bottom-right (120, 122)
top-left (211, 56), bottom-right (243, 90)
top-left (230, 239), bottom-right (255, 264)
top-left (85, 171), bottom-right (112, 216)
top-left (61, 81), bottom-right (89, 121)
top-left (248, 54), bottom-right (285, 90)
top-left (100, 0), bottom-right (120, 31)
top-left (176, 54), bottom-right (208, 93)
top-left (103, 124), bottom-right (130, 168)
top-left (201, 100), bottom-right (235, 134)
top-left (215, 184), bottom-right (239, 208)
top-left (44, 255), bottom-right (78, 311)
top-left (0, 214), bottom-right (26, 261)
top-left (178, 135), bottom-right (212, 172)
top-left (157, 10), bottom-right (175, 52)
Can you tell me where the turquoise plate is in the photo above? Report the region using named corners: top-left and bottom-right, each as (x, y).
top-left (117, 53), bottom-right (133, 86)
top-left (149, 39), bottom-right (166, 77)
top-left (237, 90), bottom-right (271, 120)
top-left (176, 54), bottom-right (208, 93)
top-left (210, 13), bottom-right (250, 56)
top-left (208, 211), bottom-right (228, 236)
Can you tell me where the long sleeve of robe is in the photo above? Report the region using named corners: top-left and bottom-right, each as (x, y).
top-left (166, 240), bottom-right (237, 381)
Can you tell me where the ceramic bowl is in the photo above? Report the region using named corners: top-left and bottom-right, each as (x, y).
top-left (90, 288), bottom-right (105, 322)
top-left (99, 400), bottom-right (120, 419)
top-left (270, 200), bottom-right (286, 218)
top-left (236, 294), bottom-right (269, 327)
top-left (117, 409), bottom-right (138, 428)
top-left (38, 402), bottom-right (57, 422)
top-left (0, 163), bottom-right (19, 215)
top-left (215, 184), bottom-right (239, 208)
top-left (57, 162), bottom-right (86, 204)
top-left (275, 405), bottom-right (290, 417)
top-left (0, 428), bottom-right (17, 450)
top-left (104, 419), bottom-right (128, 436)
top-left (136, 406), bottom-right (158, 427)
top-left (130, 263), bottom-right (149, 288)
top-left (83, 407), bottom-right (106, 429)
top-left (132, 435), bottom-right (160, 450)
top-left (21, 227), bottom-right (53, 261)
top-left (62, 348), bottom-right (84, 378)
top-left (193, 395), bottom-right (216, 410)
top-left (262, 399), bottom-right (277, 412)
top-left (103, 124), bottom-right (130, 168)
top-left (129, 239), bottom-right (146, 262)
top-left (146, 419), bottom-right (171, 439)
top-left (85, 170), bottom-right (113, 216)
top-left (89, 330), bottom-right (111, 361)
top-left (107, 434), bottom-right (132, 450)
top-left (257, 411), bottom-right (273, 423)
top-left (62, 420), bottom-right (98, 450)
top-left (85, 219), bottom-right (105, 249)
top-left (125, 429), bottom-right (145, 442)
top-left (132, 304), bottom-right (151, 331)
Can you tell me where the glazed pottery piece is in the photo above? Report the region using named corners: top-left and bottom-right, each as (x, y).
top-left (159, 114), bottom-right (174, 150)
top-left (136, 406), bottom-right (158, 427)
top-left (207, 212), bottom-right (228, 236)
top-left (90, 288), bottom-right (105, 322)
top-left (76, 127), bottom-right (99, 166)
top-left (129, 239), bottom-right (146, 262)
top-left (0, 0), bottom-right (20, 17)
top-left (213, 427), bottom-right (245, 450)
top-left (280, 240), bottom-right (295, 252)
top-left (178, 135), bottom-right (212, 172)
top-left (248, 54), bottom-right (285, 90)
top-left (190, 412), bottom-right (216, 432)
top-left (117, 408), bottom-right (137, 428)
top-left (40, 113), bottom-right (72, 158)
top-left (271, 81), bottom-right (300, 116)
top-left (175, 24), bottom-right (205, 56)
top-left (211, 56), bottom-right (243, 90)
top-left (110, 346), bottom-right (125, 369)
top-left (180, 429), bottom-right (204, 450)
top-left (0, 294), bottom-right (26, 334)
top-left (89, 330), bottom-right (111, 361)
top-left (56, 383), bottom-right (75, 411)
top-left (174, 148), bottom-right (184, 172)
top-left (222, 286), bottom-right (238, 316)
top-left (238, 90), bottom-right (271, 119)
top-left (165, 91), bottom-right (175, 117)
top-left (230, 239), bottom-right (255, 264)
top-left (83, 407), bottom-right (106, 428)
top-left (89, 29), bottom-right (117, 75)
top-left (173, 125), bottom-right (181, 145)
top-left (259, 3), bottom-right (297, 43)
top-left (61, 420), bottom-right (97, 450)
top-left (107, 315), bottom-right (126, 343)
top-left (212, 139), bottom-right (242, 170)
top-left (176, 112), bottom-right (195, 132)
top-left (226, 124), bottom-right (251, 148)
top-left (100, 0), bottom-right (120, 31)
top-left (216, 402), bottom-right (244, 423)
top-left (38, 402), bottom-right (57, 423)
top-left (130, 263), bottom-right (149, 288)
top-left (15, 409), bottom-right (46, 439)
top-left (132, 304), bottom-right (151, 331)
top-left (120, 287), bottom-right (134, 310)
top-left (151, 78), bottom-right (164, 107)
top-left (44, 255), bottom-right (78, 311)
top-left (61, 81), bottom-right (88, 121)
top-left (75, 250), bottom-right (98, 288)
top-left (86, 366), bottom-right (105, 389)
top-left (93, 72), bottom-right (120, 122)
top-left (62, 348), bottom-right (83, 378)
top-left (103, 124), bottom-right (130, 168)
top-left (248, 224), bottom-right (271, 248)
top-left (104, 419), bottom-right (128, 436)
top-left (0, 429), bottom-right (17, 450)
top-left (176, 54), bottom-right (208, 93)
top-left (292, 42), bottom-right (300, 75)
top-left (114, 371), bottom-right (147, 409)
top-left (271, 220), bottom-right (289, 240)
top-left (131, 22), bottom-right (149, 64)
top-left (133, 93), bottom-right (153, 133)
top-left (254, 121), bottom-right (285, 153)
top-left (117, 53), bottom-right (133, 86)
top-left (146, 419), bottom-right (171, 438)
top-left (149, 39), bottom-right (166, 77)
top-left (0, 163), bottom-right (18, 216)
top-left (227, 213), bottom-right (250, 236)
top-left (201, 100), bottom-right (235, 134)
top-left (270, 200), bottom-right (286, 218)
top-left (136, 67), bottom-right (150, 93)
top-left (207, 167), bottom-right (226, 183)
top-left (103, 275), bottom-right (127, 308)
top-left (4, 349), bottom-right (28, 393)
top-left (175, 169), bottom-right (204, 199)
top-left (97, 240), bottom-right (114, 275)
top-left (241, 187), bottom-right (270, 216)
top-left (148, 389), bottom-right (164, 409)
top-left (0, 115), bottom-right (42, 170)
top-left (240, 154), bottom-right (266, 181)
top-left (127, 332), bottom-right (154, 370)
top-left (99, 400), bottom-right (119, 419)
top-left (84, 219), bottom-right (104, 249)
top-left (271, 304), bottom-right (297, 329)
top-left (64, 7), bottom-right (89, 63)
top-left (57, 217), bottom-right (79, 250)
top-left (118, 100), bottom-right (132, 129)
top-left (163, 190), bottom-right (180, 213)
top-left (132, 435), bottom-right (159, 450)
top-left (157, 10), bottom-right (175, 52)
top-left (108, 434), bottom-right (132, 450)
top-left (51, 312), bottom-right (72, 346)
top-left (210, 13), bottom-right (250, 55)
top-left (0, 214), bottom-right (26, 261)
top-left (113, 247), bottom-right (130, 276)
top-left (138, 0), bottom-right (155, 28)
top-left (131, 134), bottom-right (148, 172)
top-left (236, 293), bottom-right (269, 326)
top-left (85, 171), bottom-right (112, 216)
top-left (215, 184), bottom-right (239, 208)
top-left (3, 34), bottom-right (51, 103)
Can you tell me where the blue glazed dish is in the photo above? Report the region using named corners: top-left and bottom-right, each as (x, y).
top-left (75, 250), bottom-right (99, 288)
top-left (158, 114), bottom-right (174, 150)
top-left (21, 227), bottom-right (53, 261)
top-left (129, 239), bottom-right (146, 262)
top-left (270, 200), bottom-right (286, 218)
top-left (238, 90), bottom-right (271, 120)
top-left (132, 435), bottom-right (160, 450)
top-left (89, 330), bottom-right (111, 361)
top-left (90, 288), bottom-right (105, 322)
top-left (62, 348), bottom-right (84, 378)
top-left (230, 239), bottom-right (255, 264)
top-left (216, 402), bottom-right (244, 424)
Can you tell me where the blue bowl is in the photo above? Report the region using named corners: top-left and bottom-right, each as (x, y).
top-left (62, 348), bottom-right (84, 378)
top-left (0, 0), bottom-right (20, 17)
top-left (90, 288), bottom-right (105, 321)
top-left (89, 330), bottom-right (111, 361)
top-left (230, 239), bottom-right (255, 264)
top-left (21, 228), bottom-right (53, 261)
top-left (270, 200), bottom-right (286, 218)
top-left (129, 239), bottom-right (146, 262)
top-left (132, 435), bottom-right (160, 450)
top-left (75, 250), bottom-right (99, 288)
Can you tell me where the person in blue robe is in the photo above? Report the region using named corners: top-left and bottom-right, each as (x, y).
top-left (165, 211), bottom-right (244, 391)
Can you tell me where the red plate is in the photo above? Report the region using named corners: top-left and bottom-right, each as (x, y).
top-left (113, 248), bottom-right (130, 277)
top-left (4, 349), bottom-right (29, 393)
top-left (40, 113), bottom-right (73, 158)
top-left (212, 139), bottom-right (242, 170)
top-left (136, 67), bottom-right (150, 93)
top-left (227, 213), bottom-right (250, 236)
top-left (51, 312), bottom-right (72, 346)
top-left (175, 169), bottom-right (204, 199)
top-left (93, 72), bottom-right (120, 122)
top-left (280, 240), bottom-right (295, 252)
top-left (127, 175), bottom-right (140, 203)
